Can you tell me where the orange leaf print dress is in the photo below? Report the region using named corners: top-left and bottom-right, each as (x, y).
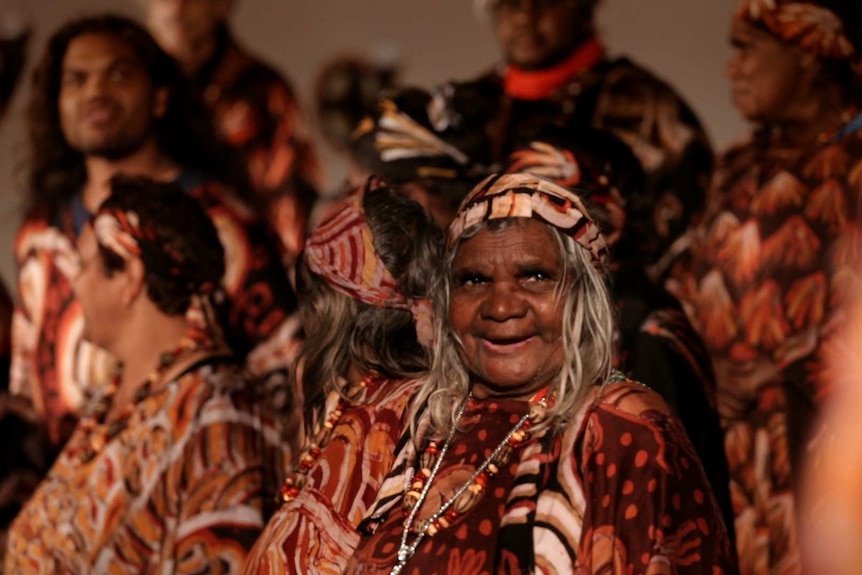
top-left (672, 124), bottom-right (862, 575)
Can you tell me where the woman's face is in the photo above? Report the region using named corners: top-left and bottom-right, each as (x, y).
top-left (726, 19), bottom-right (811, 124)
top-left (72, 225), bottom-right (125, 350)
top-left (449, 218), bottom-right (566, 400)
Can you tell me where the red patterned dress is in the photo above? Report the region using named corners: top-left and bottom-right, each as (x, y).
top-left (10, 176), bottom-right (299, 446)
top-left (197, 27), bottom-right (321, 267)
top-left (347, 379), bottom-right (737, 574)
top-left (4, 357), bottom-right (273, 574)
top-left (670, 124), bottom-right (862, 574)
top-left (242, 376), bottom-right (422, 575)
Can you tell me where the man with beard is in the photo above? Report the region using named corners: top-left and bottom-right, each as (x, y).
top-left (11, 15), bottom-right (299, 460)
top-left (450, 0), bottom-right (714, 280)
top-left (143, 0), bottom-right (320, 273)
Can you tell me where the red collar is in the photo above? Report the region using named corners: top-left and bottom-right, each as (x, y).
top-left (503, 38), bottom-right (605, 101)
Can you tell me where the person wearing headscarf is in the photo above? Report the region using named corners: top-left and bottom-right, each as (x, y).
top-left (343, 173), bottom-right (737, 574)
top-left (445, 0), bottom-right (713, 279)
top-left (12, 15), bottom-right (299, 454)
top-left (4, 175), bottom-right (279, 573)
top-left (144, 0), bottom-right (321, 272)
top-left (350, 87), bottom-right (491, 227)
top-left (669, 2), bottom-right (862, 572)
top-left (502, 128), bottom-right (736, 543)
top-left (242, 178), bottom-right (442, 574)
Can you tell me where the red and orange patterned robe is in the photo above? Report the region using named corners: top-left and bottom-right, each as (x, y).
top-left (4, 357), bottom-right (272, 574)
top-left (197, 28), bottom-right (321, 268)
top-left (670, 125), bottom-right (862, 574)
top-left (347, 379), bottom-right (738, 574)
top-left (10, 177), bottom-right (299, 446)
top-left (242, 376), bottom-right (422, 575)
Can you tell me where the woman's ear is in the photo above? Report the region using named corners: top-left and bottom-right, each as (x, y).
top-left (121, 258), bottom-right (147, 307)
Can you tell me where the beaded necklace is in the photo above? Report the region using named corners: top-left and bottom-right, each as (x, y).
top-left (280, 373), bottom-right (383, 504)
top-left (390, 387), bottom-right (552, 575)
top-left (70, 335), bottom-right (214, 463)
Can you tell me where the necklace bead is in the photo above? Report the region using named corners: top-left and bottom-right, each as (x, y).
top-left (390, 389), bottom-right (552, 575)
top-left (279, 374), bottom-right (381, 504)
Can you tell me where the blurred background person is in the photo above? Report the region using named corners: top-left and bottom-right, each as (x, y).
top-left (668, 1), bottom-right (862, 572)
top-left (5, 176), bottom-right (277, 573)
top-left (243, 179), bottom-right (442, 574)
top-left (799, 298), bottom-right (862, 575)
top-left (314, 52), bottom-right (399, 190)
top-left (144, 0), bottom-right (322, 273)
top-left (12, 14), bottom-right (297, 459)
top-left (350, 86), bottom-right (491, 227)
top-left (446, 0), bottom-right (714, 283)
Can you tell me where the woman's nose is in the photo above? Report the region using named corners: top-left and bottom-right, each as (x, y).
top-left (480, 283), bottom-right (527, 322)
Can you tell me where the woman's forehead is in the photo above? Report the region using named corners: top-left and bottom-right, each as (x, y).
top-left (452, 219), bottom-right (561, 266)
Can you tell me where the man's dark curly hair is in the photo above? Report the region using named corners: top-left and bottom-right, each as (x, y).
top-left (27, 14), bottom-right (249, 214)
top-left (96, 175), bottom-right (225, 317)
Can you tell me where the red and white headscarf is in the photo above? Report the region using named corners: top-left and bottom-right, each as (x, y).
top-left (736, 0), bottom-right (857, 62)
top-left (448, 173), bottom-right (609, 267)
top-left (304, 177), bottom-right (434, 345)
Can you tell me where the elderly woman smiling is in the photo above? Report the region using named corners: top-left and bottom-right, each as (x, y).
top-left (343, 173), bottom-right (737, 574)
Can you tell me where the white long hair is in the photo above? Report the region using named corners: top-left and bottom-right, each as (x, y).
top-left (410, 218), bottom-right (615, 438)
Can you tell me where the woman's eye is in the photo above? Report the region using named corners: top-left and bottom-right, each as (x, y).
top-left (454, 273), bottom-right (487, 287)
top-left (523, 270), bottom-right (553, 282)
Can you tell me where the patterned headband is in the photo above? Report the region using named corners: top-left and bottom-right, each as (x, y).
top-left (448, 173), bottom-right (608, 266)
top-left (505, 141), bottom-right (626, 248)
top-left (305, 177), bottom-right (410, 309)
top-left (736, 0), bottom-right (856, 60)
top-left (92, 209), bottom-right (146, 261)
top-left (92, 207), bottom-right (215, 294)
top-left (304, 177), bottom-right (434, 346)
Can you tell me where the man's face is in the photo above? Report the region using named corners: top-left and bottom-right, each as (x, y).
top-left (146, 0), bottom-right (232, 60)
top-left (493, 0), bottom-right (590, 70)
top-left (59, 32), bottom-right (165, 159)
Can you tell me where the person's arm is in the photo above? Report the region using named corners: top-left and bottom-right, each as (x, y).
top-left (574, 382), bottom-right (738, 574)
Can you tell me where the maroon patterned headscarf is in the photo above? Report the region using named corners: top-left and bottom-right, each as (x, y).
top-left (448, 173), bottom-right (608, 267)
top-left (736, 0), bottom-right (860, 62)
top-left (304, 177), bottom-right (434, 345)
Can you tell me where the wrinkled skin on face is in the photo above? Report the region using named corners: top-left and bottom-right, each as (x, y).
top-left (449, 219), bottom-right (566, 400)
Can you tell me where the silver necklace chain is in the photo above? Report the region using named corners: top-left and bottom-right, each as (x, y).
top-left (390, 391), bottom-right (537, 575)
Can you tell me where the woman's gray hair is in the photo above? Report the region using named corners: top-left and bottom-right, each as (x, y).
top-left (411, 218), bottom-right (615, 438)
